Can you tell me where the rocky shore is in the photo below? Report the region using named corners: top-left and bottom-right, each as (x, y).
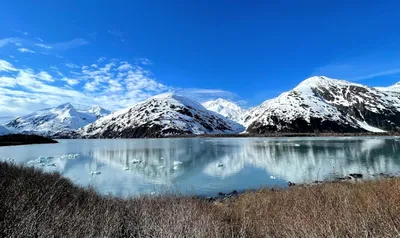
top-left (0, 134), bottom-right (58, 147)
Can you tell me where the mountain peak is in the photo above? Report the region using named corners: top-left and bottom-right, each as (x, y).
top-left (149, 93), bottom-right (206, 111)
top-left (297, 76), bottom-right (335, 87)
top-left (55, 102), bottom-right (74, 110)
top-left (79, 93), bottom-right (244, 138)
top-left (202, 98), bottom-right (246, 124)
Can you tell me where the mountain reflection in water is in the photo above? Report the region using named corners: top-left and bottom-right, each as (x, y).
top-left (1, 137), bottom-right (400, 197)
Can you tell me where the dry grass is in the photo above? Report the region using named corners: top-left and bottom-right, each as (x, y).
top-left (1, 162), bottom-right (400, 237)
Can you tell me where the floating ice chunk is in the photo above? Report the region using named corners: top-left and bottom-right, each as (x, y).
top-left (270, 175), bottom-right (276, 179)
top-left (217, 163), bottom-right (224, 167)
top-left (294, 144), bottom-right (301, 147)
top-left (131, 159), bottom-right (141, 164)
top-left (159, 157), bottom-right (164, 160)
top-left (173, 166), bottom-right (180, 170)
top-left (123, 167), bottom-right (129, 171)
top-left (68, 154), bottom-right (79, 159)
top-left (90, 171), bottom-right (101, 175)
top-left (38, 156), bottom-right (46, 162)
top-left (150, 192), bottom-right (156, 195)
top-left (1, 158), bottom-right (14, 162)
top-left (158, 165), bottom-right (165, 169)
top-left (173, 161), bottom-right (183, 166)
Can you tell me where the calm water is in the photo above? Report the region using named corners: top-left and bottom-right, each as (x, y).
top-left (1, 137), bottom-right (400, 197)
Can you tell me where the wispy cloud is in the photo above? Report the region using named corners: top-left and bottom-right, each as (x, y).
top-left (13, 29), bottom-right (29, 36)
top-left (312, 52), bottom-right (400, 81)
top-left (0, 38), bottom-right (21, 48)
top-left (35, 43), bottom-right (52, 49)
top-left (51, 38), bottom-right (89, 51)
top-left (65, 62), bottom-right (79, 68)
top-left (18, 48), bottom-right (36, 53)
top-left (135, 57), bottom-right (152, 65)
top-left (89, 32), bottom-right (97, 41)
top-left (37, 71), bottom-right (54, 82)
top-left (108, 29), bottom-right (125, 42)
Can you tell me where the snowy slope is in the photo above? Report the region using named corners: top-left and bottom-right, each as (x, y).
top-left (0, 125), bottom-right (9, 135)
top-left (245, 76), bottom-right (400, 133)
top-left (84, 106), bottom-right (112, 118)
top-left (202, 98), bottom-right (246, 124)
top-left (79, 93), bottom-right (245, 138)
top-left (5, 103), bottom-right (110, 136)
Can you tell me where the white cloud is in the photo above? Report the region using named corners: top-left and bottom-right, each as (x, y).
top-left (35, 43), bottom-right (52, 49)
top-left (0, 77), bottom-right (17, 87)
top-left (0, 60), bottom-right (17, 72)
top-left (65, 62), bottom-right (79, 68)
top-left (117, 62), bottom-right (132, 71)
top-left (35, 37), bottom-right (44, 42)
top-left (0, 58), bottom-right (234, 117)
top-left (37, 71), bottom-right (54, 82)
top-left (0, 38), bottom-right (21, 48)
top-left (61, 77), bottom-right (79, 86)
top-left (18, 48), bottom-right (36, 53)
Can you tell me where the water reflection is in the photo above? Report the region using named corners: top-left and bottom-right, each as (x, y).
top-left (1, 137), bottom-right (400, 197)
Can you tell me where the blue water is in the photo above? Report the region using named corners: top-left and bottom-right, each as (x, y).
top-left (1, 137), bottom-right (400, 197)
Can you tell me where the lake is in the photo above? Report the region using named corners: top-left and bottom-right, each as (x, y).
top-left (1, 137), bottom-right (400, 197)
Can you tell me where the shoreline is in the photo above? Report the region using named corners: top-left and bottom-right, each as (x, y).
top-left (0, 134), bottom-right (58, 147)
top-left (56, 131), bottom-right (400, 139)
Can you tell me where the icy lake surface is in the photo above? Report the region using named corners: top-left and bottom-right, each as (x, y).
top-left (1, 137), bottom-right (400, 197)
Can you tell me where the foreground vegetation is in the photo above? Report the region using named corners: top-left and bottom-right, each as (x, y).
top-left (1, 162), bottom-right (400, 237)
top-left (0, 134), bottom-right (57, 146)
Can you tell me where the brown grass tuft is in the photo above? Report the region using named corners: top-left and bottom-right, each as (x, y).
top-left (1, 162), bottom-right (400, 237)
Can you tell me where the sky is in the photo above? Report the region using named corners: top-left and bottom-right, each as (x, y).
top-left (1, 0), bottom-right (400, 117)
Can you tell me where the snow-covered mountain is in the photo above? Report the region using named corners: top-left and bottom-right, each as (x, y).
top-left (0, 125), bottom-right (9, 135)
top-left (245, 76), bottom-right (400, 133)
top-left (202, 98), bottom-right (246, 124)
top-left (79, 93), bottom-right (245, 138)
top-left (5, 103), bottom-right (110, 136)
top-left (85, 106), bottom-right (112, 118)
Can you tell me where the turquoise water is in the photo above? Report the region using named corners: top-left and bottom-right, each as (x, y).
top-left (1, 137), bottom-right (400, 197)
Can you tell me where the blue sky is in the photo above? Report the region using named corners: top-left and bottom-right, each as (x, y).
top-left (1, 0), bottom-right (400, 116)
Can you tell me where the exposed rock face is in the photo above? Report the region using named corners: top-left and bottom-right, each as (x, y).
top-left (79, 93), bottom-right (245, 138)
top-left (245, 76), bottom-right (400, 133)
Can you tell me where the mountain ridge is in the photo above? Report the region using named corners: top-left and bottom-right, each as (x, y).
top-left (4, 103), bottom-right (111, 136)
top-left (245, 76), bottom-right (400, 133)
top-left (79, 93), bottom-right (245, 138)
